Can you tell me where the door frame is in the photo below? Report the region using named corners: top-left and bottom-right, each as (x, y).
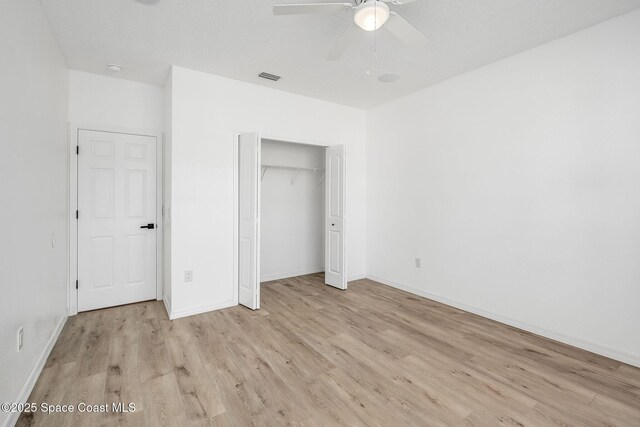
top-left (232, 131), bottom-right (343, 307)
top-left (68, 123), bottom-right (164, 316)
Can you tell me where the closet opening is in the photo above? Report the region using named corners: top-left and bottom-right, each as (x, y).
top-left (236, 133), bottom-right (346, 310)
top-left (261, 139), bottom-right (325, 283)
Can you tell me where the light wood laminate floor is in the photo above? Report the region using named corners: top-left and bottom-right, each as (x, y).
top-left (18, 274), bottom-right (640, 426)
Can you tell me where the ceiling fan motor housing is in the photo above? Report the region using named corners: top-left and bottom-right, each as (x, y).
top-left (354, 0), bottom-right (390, 31)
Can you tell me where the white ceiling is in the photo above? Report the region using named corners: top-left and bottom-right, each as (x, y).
top-left (40, 0), bottom-right (640, 108)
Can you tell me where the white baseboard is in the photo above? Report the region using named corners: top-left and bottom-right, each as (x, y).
top-left (260, 268), bottom-right (324, 282)
top-left (260, 270), bottom-right (367, 283)
top-left (168, 300), bottom-right (236, 320)
top-left (162, 296), bottom-right (172, 319)
top-left (4, 315), bottom-right (67, 427)
top-left (367, 275), bottom-right (640, 369)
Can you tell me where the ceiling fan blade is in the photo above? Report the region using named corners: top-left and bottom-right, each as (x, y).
top-left (387, 0), bottom-right (418, 4)
top-left (273, 3), bottom-right (353, 15)
top-left (384, 11), bottom-right (429, 48)
top-left (326, 23), bottom-right (359, 61)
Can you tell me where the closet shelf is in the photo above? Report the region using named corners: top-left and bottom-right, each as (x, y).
top-left (261, 164), bottom-right (326, 185)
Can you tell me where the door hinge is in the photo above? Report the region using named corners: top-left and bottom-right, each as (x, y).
top-left (75, 280), bottom-right (78, 290)
top-left (76, 210), bottom-right (78, 219)
top-left (76, 145), bottom-right (79, 155)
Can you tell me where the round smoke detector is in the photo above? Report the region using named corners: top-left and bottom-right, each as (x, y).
top-left (106, 64), bottom-right (123, 72)
top-left (378, 73), bottom-right (400, 83)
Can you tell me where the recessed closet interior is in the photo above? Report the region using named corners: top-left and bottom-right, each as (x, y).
top-left (260, 139), bottom-right (326, 282)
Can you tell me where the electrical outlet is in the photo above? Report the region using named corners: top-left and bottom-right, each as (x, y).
top-left (184, 270), bottom-right (193, 282)
top-left (415, 257), bottom-right (421, 268)
top-left (17, 327), bottom-right (23, 352)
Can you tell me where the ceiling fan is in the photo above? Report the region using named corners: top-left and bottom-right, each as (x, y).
top-left (272, 0), bottom-right (429, 60)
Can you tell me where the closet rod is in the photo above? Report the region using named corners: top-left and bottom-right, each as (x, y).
top-left (261, 164), bottom-right (324, 173)
top-left (261, 164), bottom-right (326, 185)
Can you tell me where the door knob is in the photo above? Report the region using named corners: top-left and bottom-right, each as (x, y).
top-left (140, 223), bottom-right (155, 229)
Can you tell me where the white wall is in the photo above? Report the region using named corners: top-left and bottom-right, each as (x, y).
top-left (367, 9), bottom-right (640, 367)
top-left (260, 140), bottom-right (325, 281)
top-left (68, 69), bottom-right (166, 313)
top-left (69, 69), bottom-right (164, 132)
top-left (168, 66), bottom-right (366, 318)
top-left (0, 1), bottom-right (69, 426)
top-left (163, 71), bottom-right (173, 314)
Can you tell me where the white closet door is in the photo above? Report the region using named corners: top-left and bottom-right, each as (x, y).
top-left (325, 144), bottom-right (347, 289)
top-left (78, 130), bottom-right (157, 312)
top-left (238, 132), bottom-right (261, 309)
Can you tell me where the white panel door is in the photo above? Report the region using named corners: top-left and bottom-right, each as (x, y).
top-left (78, 130), bottom-right (157, 311)
top-left (325, 144), bottom-right (346, 289)
top-left (238, 132), bottom-right (260, 309)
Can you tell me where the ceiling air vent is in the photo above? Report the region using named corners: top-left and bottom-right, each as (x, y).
top-left (258, 72), bottom-right (282, 82)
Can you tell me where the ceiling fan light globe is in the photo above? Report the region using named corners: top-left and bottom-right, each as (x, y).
top-left (354, 1), bottom-right (390, 31)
